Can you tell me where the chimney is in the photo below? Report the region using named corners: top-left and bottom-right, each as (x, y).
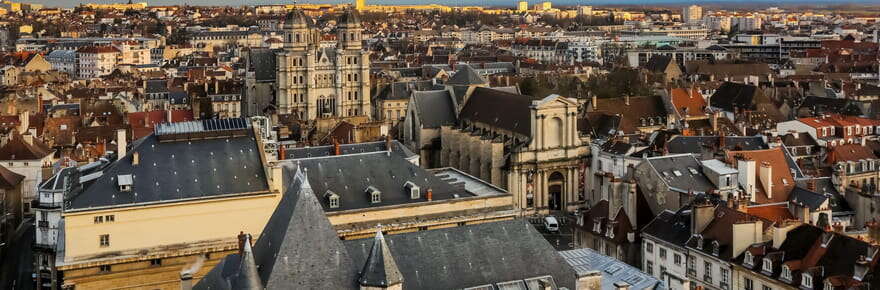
top-left (215, 79), bottom-right (220, 94)
top-left (278, 145), bottom-right (286, 161)
top-left (738, 159), bottom-right (757, 202)
top-left (166, 109), bottom-right (173, 123)
top-left (807, 179), bottom-right (817, 191)
top-left (117, 129), bottom-right (127, 157)
top-left (591, 94), bottom-right (597, 110)
top-left (132, 151), bottom-right (140, 166)
top-left (624, 95), bottom-right (630, 106)
top-left (692, 202), bottom-right (716, 235)
top-left (427, 188), bottom-right (433, 201)
top-left (18, 110), bottom-right (29, 134)
top-left (614, 281), bottom-right (631, 290)
top-left (759, 162), bottom-right (773, 200)
top-left (575, 270), bottom-right (602, 290)
top-left (385, 135), bottom-right (392, 152)
top-left (333, 138), bottom-right (341, 155)
top-left (22, 132), bottom-right (33, 146)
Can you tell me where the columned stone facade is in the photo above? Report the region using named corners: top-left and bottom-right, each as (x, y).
top-left (440, 91), bottom-right (587, 214)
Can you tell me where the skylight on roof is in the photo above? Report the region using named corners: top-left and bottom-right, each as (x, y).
top-left (673, 170), bottom-right (683, 177)
top-left (688, 167), bottom-right (699, 174)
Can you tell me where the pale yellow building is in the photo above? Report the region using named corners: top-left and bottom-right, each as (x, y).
top-left (55, 119), bottom-right (284, 290)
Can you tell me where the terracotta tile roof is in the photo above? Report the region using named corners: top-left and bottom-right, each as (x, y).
top-left (670, 87), bottom-right (706, 117)
top-left (746, 204), bottom-right (795, 223)
top-left (0, 131), bottom-right (52, 160)
top-left (726, 147), bottom-right (796, 204)
top-left (0, 163), bottom-right (24, 189)
top-left (825, 144), bottom-right (877, 164)
top-left (42, 116), bottom-right (81, 147)
top-left (76, 45), bottom-right (120, 54)
top-left (127, 110), bottom-right (195, 140)
top-left (691, 206), bottom-right (773, 260)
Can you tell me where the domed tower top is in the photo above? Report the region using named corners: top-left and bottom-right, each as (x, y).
top-left (337, 8), bottom-right (362, 29)
top-left (284, 9), bottom-right (313, 30)
top-left (283, 8), bottom-right (314, 51)
top-left (337, 7), bottom-right (363, 50)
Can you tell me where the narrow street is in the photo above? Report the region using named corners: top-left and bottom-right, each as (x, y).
top-left (0, 218), bottom-right (35, 290)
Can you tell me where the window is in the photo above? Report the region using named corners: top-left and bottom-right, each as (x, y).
top-left (105, 215), bottom-right (115, 222)
top-left (688, 256), bottom-right (696, 275)
top-left (646, 241), bottom-right (654, 253)
top-left (329, 195), bottom-right (339, 208)
top-left (703, 261), bottom-right (713, 283)
top-left (674, 254), bottom-right (682, 266)
top-left (721, 268), bottom-right (729, 287)
top-left (646, 261), bottom-right (654, 276)
top-left (99, 265), bottom-right (112, 273)
top-left (94, 216), bottom-right (104, 224)
top-left (744, 252), bottom-right (754, 266)
top-left (744, 278), bottom-right (754, 290)
top-left (660, 266), bottom-right (667, 278)
top-left (149, 258), bottom-right (162, 267)
top-left (99, 234), bottom-right (110, 247)
top-left (802, 274), bottom-right (813, 288)
top-left (659, 248), bottom-right (667, 259)
top-left (762, 286), bottom-right (772, 290)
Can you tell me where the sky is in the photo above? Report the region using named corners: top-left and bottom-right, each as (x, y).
top-left (26, 0), bottom-right (878, 9)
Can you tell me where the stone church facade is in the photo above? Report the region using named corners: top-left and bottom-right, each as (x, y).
top-left (276, 9), bottom-right (371, 119)
top-left (439, 89), bottom-right (588, 214)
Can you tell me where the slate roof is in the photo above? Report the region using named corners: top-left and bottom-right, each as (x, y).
top-left (666, 136), bottom-right (767, 154)
top-left (248, 48), bottom-right (277, 82)
top-left (344, 219), bottom-right (578, 290)
top-left (194, 234), bottom-right (262, 290)
top-left (645, 154), bottom-right (715, 193)
top-left (411, 90), bottom-right (457, 128)
top-left (780, 132), bottom-right (818, 147)
top-left (195, 166), bottom-right (357, 290)
top-left (446, 65), bottom-right (487, 86)
top-left (645, 55), bottom-right (675, 73)
top-left (641, 209), bottom-right (692, 247)
top-left (560, 248), bottom-right (665, 290)
top-left (588, 95), bottom-right (669, 135)
top-left (459, 87), bottom-right (534, 137)
top-left (357, 231), bottom-right (403, 287)
top-left (65, 122), bottom-right (269, 211)
top-left (709, 82), bottom-right (762, 112)
top-left (788, 186), bottom-right (828, 211)
top-left (284, 140), bottom-right (416, 160)
top-left (687, 206), bottom-right (772, 260)
top-left (291, 151), bottom-right (473, 212)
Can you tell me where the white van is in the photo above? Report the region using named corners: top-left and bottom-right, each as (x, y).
top-left (543, 216), bottom-right (560, 232)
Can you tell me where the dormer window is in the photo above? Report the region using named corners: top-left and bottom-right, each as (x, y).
top-left (802, 273), bottom-right (813, 289)
top-left (325, 190), bottom-right (340, 209)
top-left (781, 265), bottom-right (792, 281)
top-left (593, 220), bottom-right (601, 233)
top-left (117, 174), bottom-right (133, 192)
top-left (366, 186), bottom-right (381, 204)
top-left (762, 258), bottom-right (773, 273)
top-left (404, 181), bottom-right (420, 200)
top-left (744, 252), bottom-right (754, 267)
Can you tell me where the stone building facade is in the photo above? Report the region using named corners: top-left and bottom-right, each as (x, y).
top-left (275, 9), bottom-right (371, 120)
top-left (439, 89), bottom-right (587, 214)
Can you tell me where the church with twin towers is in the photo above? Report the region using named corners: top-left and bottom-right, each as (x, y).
top-left (276, 7), bottom-right (371, 120)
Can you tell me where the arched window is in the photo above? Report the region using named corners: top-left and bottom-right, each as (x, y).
top-left (545, 117), bottom-right (564, 148)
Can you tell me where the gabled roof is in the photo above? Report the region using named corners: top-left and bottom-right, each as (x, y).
top-left (687, 206), bottom-right (772, 260)
top-left (194, 166), bottom-right (357, 290)
top-left (0, 132), bottom-right (53, 161)
top-left (446, 65), bottom-right (487, 86)
top-left (645, 55), bottom-right (675, 73)
top-left (645, 154), bottom-right (715, 193)
top-left (0, 164), bottom-right (24, 189)
top-left (411, 90), bottom-right (457, 128)
top-left (670, 87), bottom-right (707, 117)
top-left (642, 209), bottom-right (691, 247)
top-left (825, 144), bottom-right (877, 164)
top-left (709, 82), bottom-right (762, 112)
top-left (666, 136), bottom-right (768, 155)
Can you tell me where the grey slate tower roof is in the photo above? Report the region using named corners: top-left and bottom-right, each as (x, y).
top-left (338, 8), bottom-right (362, 27)
top-left (358, 231), bottom-right (403, 287)
top-left (193, 234), bottom-right (263, 290)
top-left (194, 166), bottom-right (357, 289)
top-left (446, 65), bottom-right (487, 86)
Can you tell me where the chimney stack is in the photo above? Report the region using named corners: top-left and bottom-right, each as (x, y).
top-left (759, 162), bottom-right (773, 200)
top-left (132, 151), bottom-right (140, 166)
top-left (18, 110), bottom-right (29, 134)
top-left (116, 129), bottom-right (127, 157)
top-left (591, 94), bottom-right (597, 110)
top-left (22, 132), bottom-right (33, 146)
top-left (427, 188), bottom-right (433, 201)
top-left (278, 145), bottom-right (286, 161)
top-left (333, 138), bottom-right (341, 155)
top-left (625, 95), bottom-right (630, 106)
top-left (385, 135), bottom-right (392, 152)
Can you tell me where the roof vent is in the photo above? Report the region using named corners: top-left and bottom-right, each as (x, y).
top-left (404, 181), bottom-right (420, 199)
